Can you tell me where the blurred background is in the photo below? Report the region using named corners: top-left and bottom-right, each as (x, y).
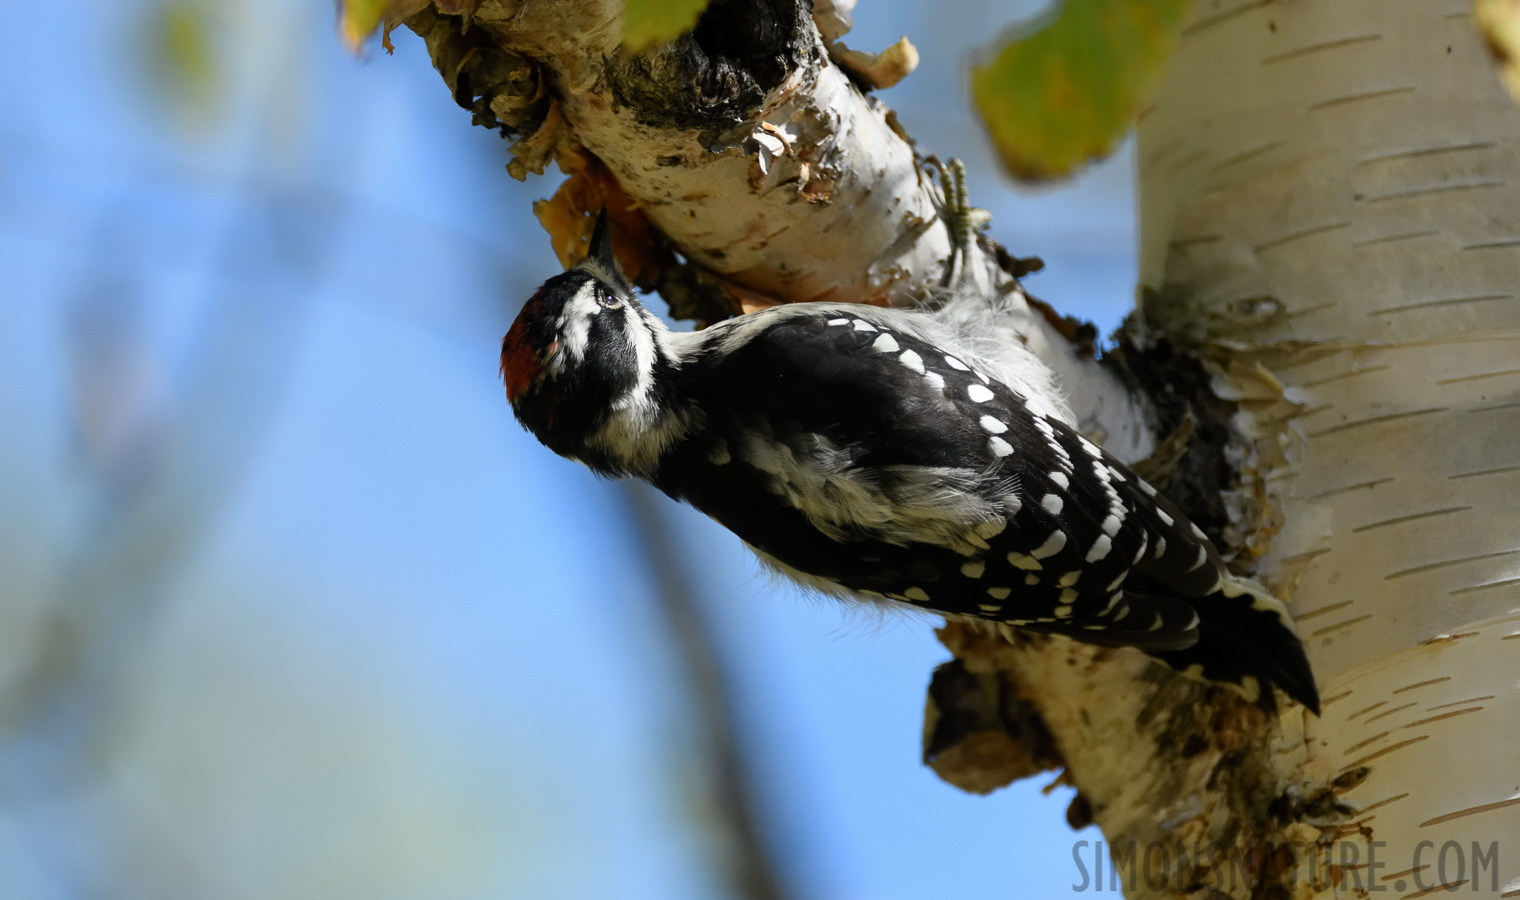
top-left (0, 1), bottom-right (1135, 898)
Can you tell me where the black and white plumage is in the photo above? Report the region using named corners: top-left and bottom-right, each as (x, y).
top-left (502, 212), bottom-right (1320, 714)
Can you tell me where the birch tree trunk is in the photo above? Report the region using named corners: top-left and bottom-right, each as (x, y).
top-left (394, 1), bottom-right (1519, 896)
top-left (1135, 1), bottom-right (1520, 896)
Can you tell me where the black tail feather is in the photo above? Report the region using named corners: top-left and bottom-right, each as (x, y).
top-left (1151, 592), bottom-right (1321, 714)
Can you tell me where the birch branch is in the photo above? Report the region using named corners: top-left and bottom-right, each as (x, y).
top-left (400, 0), bottom-right (1155, 459)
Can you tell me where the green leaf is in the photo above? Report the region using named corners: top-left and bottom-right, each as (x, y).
top-left (621, 0), bottom-right (710, 53)
top-left (971, 0), bottom-right (1194, 182)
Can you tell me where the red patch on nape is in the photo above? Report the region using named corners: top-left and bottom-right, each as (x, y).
top-left (500, 316), bottom-right (550, 403)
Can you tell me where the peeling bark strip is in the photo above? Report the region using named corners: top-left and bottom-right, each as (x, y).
top-left (411, 8), bottom-right (547, 136)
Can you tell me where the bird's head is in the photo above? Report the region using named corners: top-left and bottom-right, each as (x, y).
top-left (501, 209), bottom-right (669, 469)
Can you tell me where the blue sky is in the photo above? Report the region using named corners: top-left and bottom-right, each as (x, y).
top-left (0, 1), bottom-right (1135, 898)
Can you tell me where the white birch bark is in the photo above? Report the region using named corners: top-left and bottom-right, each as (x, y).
top-left (1138, 0), bottom-right (1520, 896)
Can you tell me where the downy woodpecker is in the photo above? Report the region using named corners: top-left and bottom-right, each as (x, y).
top-left (501, 207), bottom-right (1319, 713)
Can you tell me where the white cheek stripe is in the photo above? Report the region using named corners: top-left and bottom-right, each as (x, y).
top-left (558, 288), bottom-right (599, 362)
top-left (612, 303), bottom-right (659, 412)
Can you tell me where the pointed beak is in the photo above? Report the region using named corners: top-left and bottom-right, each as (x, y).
top-left (588, 207), bottom-right (618, 273)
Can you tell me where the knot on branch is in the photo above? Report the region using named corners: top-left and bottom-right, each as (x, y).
top-left (606, 0), bottom-right (817, 131)
top-left (923, 624), bottom-right (1063, 795)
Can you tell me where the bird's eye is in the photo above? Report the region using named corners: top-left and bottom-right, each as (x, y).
top-left (596, 288), bottom-right (624, 310)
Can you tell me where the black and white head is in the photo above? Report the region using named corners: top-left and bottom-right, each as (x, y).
top-left (500, 209), bottom-right (675, 473)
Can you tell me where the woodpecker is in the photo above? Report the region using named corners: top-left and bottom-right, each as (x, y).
top-left (501, 208), bottom-right (1319, 714)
